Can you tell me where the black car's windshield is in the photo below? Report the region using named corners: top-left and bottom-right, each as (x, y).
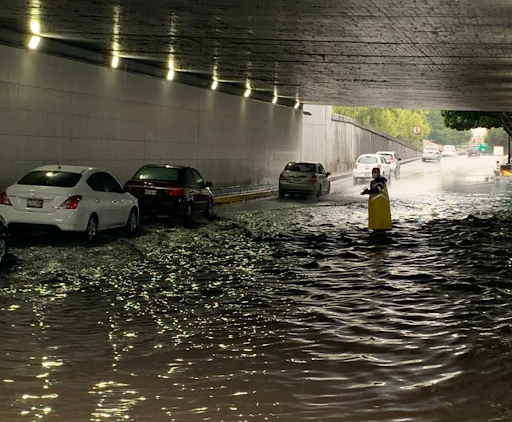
top-left (285, 163), bottom-right (316, 172)
top-left (133, 167), bottom-right (180, 182)
top-left (17, 171), bottom-right (82, 187)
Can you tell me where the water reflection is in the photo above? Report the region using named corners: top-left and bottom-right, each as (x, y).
top-left (1, 185), bottom-right (512, 420)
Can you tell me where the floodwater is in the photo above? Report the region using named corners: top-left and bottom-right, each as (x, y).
top-left (1, 155), bottom-right (512, 422)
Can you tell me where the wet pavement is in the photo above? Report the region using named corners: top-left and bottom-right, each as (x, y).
top-left (1, 155), bottom-right (512, 422)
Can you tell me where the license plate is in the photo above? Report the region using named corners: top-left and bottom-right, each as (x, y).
top-left (144, 189), bottom-right (157, 196)
top-left (27, 199), bottom-right (43, 208)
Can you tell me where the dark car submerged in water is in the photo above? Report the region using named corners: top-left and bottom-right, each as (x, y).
top-left (0, 215), bottom-right (7, 264)
top-left (124, 164), bottom-right (214, 223)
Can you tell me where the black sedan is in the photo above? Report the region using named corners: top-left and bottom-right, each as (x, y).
top-left (124, 165), bottom-right (214, 224)
top-left (467, 147), bottom-right (480, 158)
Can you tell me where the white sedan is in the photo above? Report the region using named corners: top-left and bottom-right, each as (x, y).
top-left (352, 154), bottom-right (393, 185)
top-left (0, 165), bottom-right (139, 242)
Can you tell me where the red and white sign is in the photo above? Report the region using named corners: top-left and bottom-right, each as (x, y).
top-left (413, 125), bottom-right (421, 135)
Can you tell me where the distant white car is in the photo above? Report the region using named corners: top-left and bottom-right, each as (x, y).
top-left (352, 154), bottom-right (392, 185)
top-left (442, 145), bottom-right (457, 157)
top-left (376, 151), bottom-right (401, 178)
top-left (422, 146), bottom-right (442, 162)
top-left (0, 165), bottom-right (139, 242)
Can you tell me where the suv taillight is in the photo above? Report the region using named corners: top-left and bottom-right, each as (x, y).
top-left (0, 191), bottom-right (11, 206)
top-left (309, 175), bottom-right (317, 183)
top-left (166, 188), bottom-right (184, 197)
top-left (59, 195), bottom-right (82, 209)
top-left (279, 173), bottom-right (285, 181)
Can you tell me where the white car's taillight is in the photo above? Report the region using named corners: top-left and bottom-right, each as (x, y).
top-left (59, 195), bottom-right (82, 209)
top-left (0, 191), bottom-right (11, 206)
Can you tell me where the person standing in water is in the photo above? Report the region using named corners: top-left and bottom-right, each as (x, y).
top-left (360, 167), bottom-right (392, 231)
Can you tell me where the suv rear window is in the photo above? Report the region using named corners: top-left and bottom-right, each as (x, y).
top-left (424, 146), bottom-right (438, 151)
top-left (285, 163), bottom-right (316, 172)
top-left (358, 156), bottom-right (378, 164)
top-left (17, 171), bottom-right (82, 187)
top-left (133, 167), bottom-right (180, 182)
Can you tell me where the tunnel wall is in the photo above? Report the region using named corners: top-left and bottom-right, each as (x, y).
top-left (0, 44), bottom-right (302, 191)
top-left (302, 105), bottom-right (419, 174)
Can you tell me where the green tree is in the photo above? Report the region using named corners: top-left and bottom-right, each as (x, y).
top-left (484, 127), bottom-right (508, 148)
top-left (426, 111), bottom-right (472, 145)
top-left (333, 106), bottom-right (431, 145)
top-left (440, 111), bottom-right (512, 136)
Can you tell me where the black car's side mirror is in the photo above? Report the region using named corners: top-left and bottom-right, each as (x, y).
top-left (398, 158), bottom-right (402, 161)
top-left (326, 172), bottom-right (331, 176)
top-left (205, 181), bottom-right (213, 188)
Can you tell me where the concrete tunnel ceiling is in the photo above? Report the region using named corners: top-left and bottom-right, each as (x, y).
top-left (1, 0), bottom-right (512, 111)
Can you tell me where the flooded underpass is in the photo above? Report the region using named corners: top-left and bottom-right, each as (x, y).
top-left (2, 156), bottom-right (512, 422)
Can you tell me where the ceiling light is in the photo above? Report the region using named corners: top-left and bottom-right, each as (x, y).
top-left (30, 20), bottom-right (41, 35)
top-left (211, 80), bottom-right (218, 90)
top-left (244, 88), bottom-right (251, 98)
top-left (28, 35), bottom-right (41, 50)
top-left (272, 96), bottom-right (278, 104)
top-left (111, 55), bottom-right (119, 68)
top-left (166, 69), bottom-right (174, 80)
top-left (294, 101), bottom-right (300, 109)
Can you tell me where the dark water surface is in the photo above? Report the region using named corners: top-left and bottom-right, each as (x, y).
top-left (2, 161), bottom-right (512, 421)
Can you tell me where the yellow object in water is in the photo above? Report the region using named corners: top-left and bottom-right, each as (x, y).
top-left (499, 164), bottom-right (512, 177)
top-left (368, 183), bottom-right (392, 230)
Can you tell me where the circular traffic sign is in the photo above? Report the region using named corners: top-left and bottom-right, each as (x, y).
top-left (413, 125), bottom-right (421, 135)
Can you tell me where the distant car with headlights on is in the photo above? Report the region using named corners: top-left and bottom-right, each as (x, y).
top-left (0, 215), bottom-right (8, 265)
top-left (278, 161), bottom-right (331, 198)
top-left (352, 154), bottom-right (392, 185)
top-left (124, 164), bottom-right (214, 223)
top-left (0, 165), bottom-right (139, 242)
top-left (422, 145), bottom-right (442, 162)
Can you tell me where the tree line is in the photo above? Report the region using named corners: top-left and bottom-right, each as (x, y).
top-left (332, 107), bottom-right (508, 147)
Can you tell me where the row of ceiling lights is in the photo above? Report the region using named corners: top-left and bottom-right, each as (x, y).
top-left (27, 24), bottom-right (302, 110)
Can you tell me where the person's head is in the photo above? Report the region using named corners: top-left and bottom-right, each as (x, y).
top-left (372, 167), bottom-right (381, 179)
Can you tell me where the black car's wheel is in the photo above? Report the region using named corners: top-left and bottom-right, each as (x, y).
top-left (316, 185), bottom-right (322, 198)
top-left (203, 198), bottom-right (214, 220)
top-left (0, 232), bottom-right (7, 265)
top-left (125, 208), bottom-right (138, 236)
top-left (84, 214), bottom-right (98, 242)
top-left (326, 183), bottom-right (331, 194)
top-left (182, 201), bottom-right (195, 225)
top-left (279, 189), bottom-right (286, 198)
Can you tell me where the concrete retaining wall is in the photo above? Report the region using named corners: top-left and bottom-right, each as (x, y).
top-left (302, 105), bottom-right (419, 174)
top-left (0, 44), bottom-right (302, 191)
